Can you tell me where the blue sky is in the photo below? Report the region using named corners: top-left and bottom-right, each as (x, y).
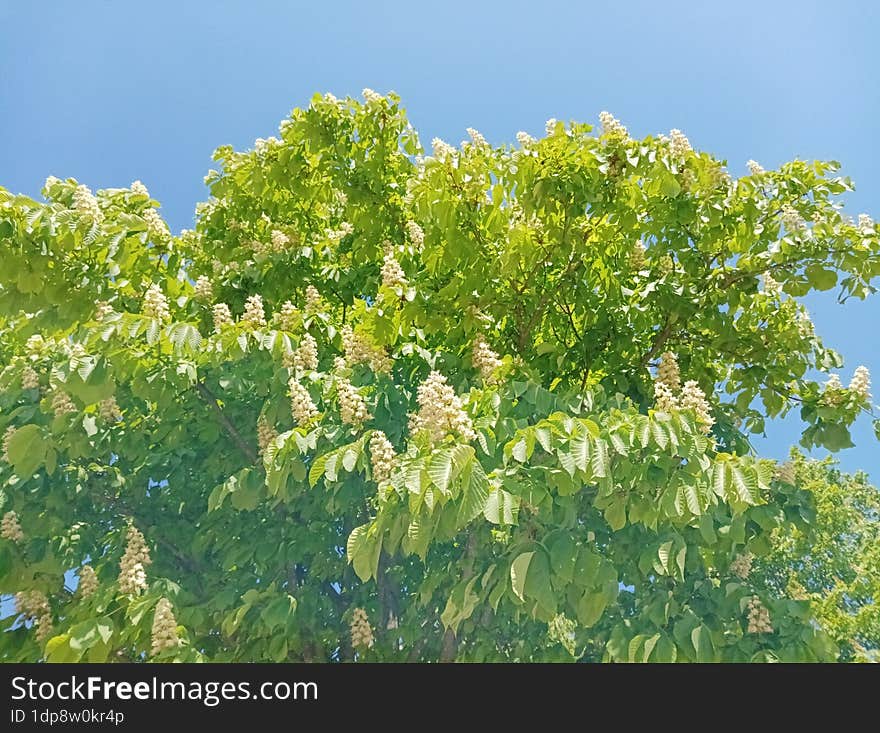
top-left (1, 0), bottom-right (878, 477)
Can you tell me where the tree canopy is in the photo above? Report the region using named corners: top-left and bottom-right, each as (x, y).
top-left (1, 91), bottom-right (878, 662)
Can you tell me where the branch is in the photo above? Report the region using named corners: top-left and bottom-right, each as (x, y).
top-left (641, 317), bottom-right (676, 367)
top-left (195, 382), bottom-right (259, 464)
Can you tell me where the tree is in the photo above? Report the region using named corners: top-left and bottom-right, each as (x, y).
top-left (758, 452), bottom-right (880, 662)
top-left (0, 90), bottom-right (877, 662)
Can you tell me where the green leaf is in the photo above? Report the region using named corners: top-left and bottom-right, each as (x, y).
top-left (7, 424), bottom-right (47, 477)
top-left (510, 551), bottom-right (534, 602)
top-left (428, 448), bottom-right (455, 493)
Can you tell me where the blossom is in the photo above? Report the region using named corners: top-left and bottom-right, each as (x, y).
top-left (341, 326), bottom-right (392, 374)
top-left (858, 214), bottom-right (875, 235)
top-left (653, 381), bottom-right (678, 412)
top-left (293, 333), bottom-right (319, 373)
top-left (362, 88), bottom-right (384, 103)
top-left (774, 461), bottom-right (796, 484)
top-left (142, 284), bottom-right (171, 322)
top-left (680, 380), bottom-right (714, 433)
top-left (52, 390), bottom-right (77, 417)
top-left (99, 397), bottom-right (122, 422)
top-left (657, 352), bottom-right (681, 392)
top-left (849, 366), bottom-right (871, 400)
top-left (545, 118), bottom-right (558, 135)
top-left (350, 607), bottom-right (374, 649)
top-left (277, 301), bottom-right (298, 332)
top-left (338, 378), bottom-right (371, 428)
top-left (271, 229), bottom-right (290, 251)
top-left (289, 379), bottom-right (318, 426)
top-left (762, 272), bottom-right (781, 296)
top-left (746, 596), bottom-right (773, 634)
top-left (629, 240), bottom-right (646, 271)
top-left (781, 205), bottom-right (806, 234)
top-left (669, 129), bottom-right (691, 159)
top-left (143, 207), bottom-right (170, 239)
top-left (130, 180), bottom-right (149, 197)
top-left (21, 366), bottom-right (40, 390)
top-left (747, 160), bottom-right (765, 176)
top-left (15, 590), bottom-right (52, 643)
top-left (1, 510), bottom-right (24, 543)
top-left (73, 184), bottom-right (103, 223)
top-left (151, 598), bottom-right (180, 655)
top-left (369, 430), bottom-right (396, 483)
top-left (408, 371), bottom-right (476, 443)
top-left (305, 285), bottom-right (322, 314)
top-left (431, 137), bottom-right (456, 161)
top-left (2, 426), bottom-right (16, 463)
top-left (118, 525), bottom-right (151, 594)
top-left (78, 565), bottom-right (99, 598)
top-left (380, 244), bottom-right (407, 290)
top-left (193, 275), bottom-right (213, 301)
top-left (95, 300), bottom-right (114, 320)
top-left (599, 111), bottom-right (627, 138)
top-left (212, 303), bottom-right (233, 333)
top-left (822, 374), bottom-right (845, 406)
top-left (257, 417), bottom-right (278, 456)
top-left (466, 127), bottom-right (488, 147)
top-left (516, 131), bottom-right (536, 146)
top-left (472, 335), bottom-right (502, 384)
top-left (241, 295), bottom-right (266, 328)
top-left (730, 552), bottom-right (753, 580)
top-left (405, 221), bottom-right (425, 248)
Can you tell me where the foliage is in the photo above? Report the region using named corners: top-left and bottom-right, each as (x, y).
top-left (758, 452), bottom-right (880, 662)
top-left (0, 91), bottom-right (877, 662)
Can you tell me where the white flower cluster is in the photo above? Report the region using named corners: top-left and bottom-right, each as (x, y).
top-left (680, 380), bottom-right (714, 434)
top-left (545, 118), bottom-right (558, 135)
top-left (276, 301), bottom-right (298, 332)
top-left (781, 205), bottom-right (806, 234)
top-left (193, 275), bottom-right (213, 301)
top-left (466, 127), bottom-right (488, 148)
top-left (516, 131), bottom-right (536, 146)
top-left (289, 379), bottom-right (318, 426)
top-left (2, 426), bottom-right (16, 463)
top-left (99, 396), bottom-right (122, 422)
top-left (858, 214), bottom-right (875, 235)
top-left (257, 417), bottom-right (278, 456)
top-left (151, 598), bottom-right (180, 656)
top-left (143, 208), bottom-right (170, 238)
top-left (599, 111), bottom-right (627, 138)
top-left (472, 335), bottom-right (502, 384)
top-left (15, 590), bottom-right (52, 643)
top-left (730, 552), bottom-right (753, 580)
top-left (653, 381), bottom-right (678, 413)
top-left (1, 510), bottom-right (24, 542)
top-left (668, 129), bottom-right (691, 159)
top-left (796, 308), bottom-right (814, 338)
top-left (25, 334), bottom-right (46, 355)
top-left (143, 284), bottom-right (171, 322)
top-left (350, 607), bottom-right (374, 649)
top-left (849, 365), bottom-right (871, 400)
top-left (290, 333), bottom-right (318, 373)
top-left (658, 254), bottom-right (674, 276)
top-left (338, 377), bottom-right (370, 428)
top-left (78, 565), bottom-right (99, 598)
top-left (95, 300), bottom-right (114, 320)
top-left (431, 137), bottom-right (457, 161)
top-left (241, 294), bottom-right (266, 328)
top-left (821, 374), bottom-right (845, 406)
top-left (746, 596), bottom-right (773, 634)
top-left (271, 229), bottom-right (290, 251)
top-left (630, 240), bottom-right (646, 271)
top-left (747, 160), bottom-right (765, 176)
top-left (73, 184), bottom-right (103, 223)
top-left (52, 390), bottom-right (77, 417)
top-left (362, 88), bottom-right (384, 104)
top-left (405, 221), bottom-right (424, 248)
top-left (657, 352), bottom-right (681, 392)
top-left (305, 285), bottom-right (322, 314)
top-left (21, 366), bottom-right (40, 390)
top-left (369, 430), bottom-right (396, 484)
top-left (130, 180), bottom-right (149, 197)
top-left (341, 326), bottom-right (392, 374)
top-left (408, 371), bottom-right (476, 443)
top-left (380, 244), bottom-right (407, 290)
top-left (762, 272), bottom-right (782, 296)
top-left (212, 303), bottom-right (233, 333)
top-left (118, 525), bottom-right (151, 595)
top-left (327, 222), bottom-right (354, 243)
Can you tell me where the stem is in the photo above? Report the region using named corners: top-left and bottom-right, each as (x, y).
top-left (195, 382), bottom-right (259, 464)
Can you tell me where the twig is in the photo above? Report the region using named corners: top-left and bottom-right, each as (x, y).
top-left (195, 382), bottom-right (259, 464)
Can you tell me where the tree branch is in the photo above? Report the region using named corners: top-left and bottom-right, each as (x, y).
top-left (195, 382), bottom-right (259, 464)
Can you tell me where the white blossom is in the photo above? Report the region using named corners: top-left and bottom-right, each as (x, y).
top-left (545, 118), bottom-right (558, 135)
top-left (669, 129), bottom-right (691, 159)
top-left (681, 380), bottom-right (714, 433)
top-left (472, 335), bottom-right (502, 384)
top-left (516, 131), bottom-right (536, 146)
top-left (369, 430), bottom-right (396, 483)
top-left (78, 565), bottom-right (99, 597)
top-left (747, 160), bottom-right (765, 176)
top-left (849, 366), bottom-right (871, 400)
top-left (466, 127), bottom-right (488, 148)
top-left (118, 525), bottom-right (151, 594)
top-left (241, 295), bottom-right (266, 329)
top-left (151, 598), bottom-right (180, 655)
top-left (73, 184), bottom-right (103, 223)
top-left (130, 180), bottom-right (149, 197)
top-left (337, 377), bottom-right (371, 428)
top-left (405, 221), bottom-right (425, 248)
top-left (362, 88), bottom-right (384, 104)
top-left (289, 379), bottom-right (318, 426)
top-left (746, 596), bottom-right (773, 634)
top-left (431, 137), bottom-right (456, 161)
top-left (305, 285), bottom-right (322, 314)
top-left (858, 214), bottom-right (875, 235)
top-left (1, 510), bottom-right (24, 543)
top-left (350, 607), bottom-right (374, 649)
top-left (657, 352), bottom-right (681, 392)
top-left (599, 111), bottom-right (627, 138)
top-left (408, 371), bottom-right (476, 443)
top-left (193, 275), bottom-right (213, 301)
top-left (212, 303), bottom-right (233, 333)
top-left (142, 284), bottom-right (171, 322)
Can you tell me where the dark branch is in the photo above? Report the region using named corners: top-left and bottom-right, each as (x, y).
top-left (195, 382), bottom-right (259, 464)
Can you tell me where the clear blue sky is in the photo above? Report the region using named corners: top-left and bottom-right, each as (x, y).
top-left (1, 1), bottom-right (878, 478)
